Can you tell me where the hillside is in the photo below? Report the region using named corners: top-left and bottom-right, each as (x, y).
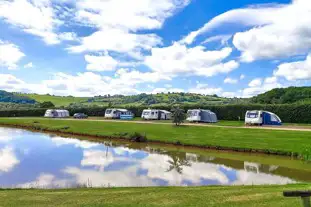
top-left (7, 86), bottom-right (311, 107)
top-left (19, 93), bottom-right (89, 107)
top-left (0, 90), bottom-right (36, 104)
top-left (251, 87), bottom-right (311, 104)
top-left (16, 92), bottom-right (244, 107)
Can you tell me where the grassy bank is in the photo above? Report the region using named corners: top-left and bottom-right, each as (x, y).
top-left (0, 118), bottom-right (311, 156)
top-left (1, 184), bottom-right (310, 207)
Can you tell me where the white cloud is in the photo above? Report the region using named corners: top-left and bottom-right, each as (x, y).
top-left (0, 40), bottom-right (25, 70)
top-left (248, 78), bottom-right (262, 87)
top-left (0, 147), bottom-right (20, 173)
top-left (224, 77), bottom-right (238, 84)
top-left (242, 76), bottom-right (282, 97)
top-left (182, 0), bottom-right (311, 62)
top-left (145, 43), bottom-right (239, 77)
top-left (68, 30), bottom-right (162, 59)
top-left (17, 173), bottom-right (72, 189)
top-left (202, 35), bottom-right (232, 45)
top-left (52, 137), bottom-right (99, 149)
top-left (24, 62), bottom-right (34, 69)
top-left (240, 74), bottom-right (245, 80)
top-left (75, 0), bottom-right (191, 31)
top-left (85, 53), bottom-right (119, 72)
top-left (0, 0), bottom-right (66, 45)
top-left (188, 83), bottom-right (223, 95)
top-left (274, 53), bottom-right (311, 81)
top-left (69, 0), bottom-right (190, 56)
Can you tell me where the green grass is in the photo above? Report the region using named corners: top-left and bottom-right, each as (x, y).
top-left (0, 184), bottom-right (310, 207)
top-left (0, 118), bottom-right (311, 155)
top-left (20, 94), bottom-right (89, 107)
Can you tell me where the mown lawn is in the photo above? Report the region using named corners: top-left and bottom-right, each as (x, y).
top-left (0, 118), bottom-right (311, 155)
top-left (0, 184), bottom-right (310, 207)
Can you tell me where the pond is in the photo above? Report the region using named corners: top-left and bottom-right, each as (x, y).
top-left (0, 127), bottom-right (310, 188)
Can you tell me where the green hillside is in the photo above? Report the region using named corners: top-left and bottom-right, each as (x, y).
top-left (18, 94), bottom-right (89, 107)
top-left (9, 86), bottom-right (311, 107)
top-left (251, 87), bottom-right (311, 104)
top-left (0, 90), bottom-right (35, 104)
top-left (17, 92), bottom-right (244, 107)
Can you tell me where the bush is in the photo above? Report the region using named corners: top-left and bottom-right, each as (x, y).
top-left (1, 103), bottom-right (311, 124)
top-left (129, 132), bottom-right (147, 142)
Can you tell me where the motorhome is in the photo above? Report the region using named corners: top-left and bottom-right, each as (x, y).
top-left (44, 109), bottom-right (70, 118)
top-left (245, 110), bottom-right (282, 126)
top-left (187, 109), bottom-right (218, 123)
top-left (105, 109), bottom-right (134, 120)
top-left (141, 109), bottom-right (171, 120)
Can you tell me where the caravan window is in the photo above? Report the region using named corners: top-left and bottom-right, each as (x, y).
top-left (189, 111), bottom-right (199, 116)
top-left (106, 110), bottom-right (112, 114)
top-left (151, 112), bottom-right (155, 115)
top-left (143, 111), bottom-right (150, 115)
top-left (247, 112), bottom-right (258, 118)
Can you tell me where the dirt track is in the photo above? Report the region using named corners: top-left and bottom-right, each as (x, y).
top-left (63, 118), bottom-right (311, 132)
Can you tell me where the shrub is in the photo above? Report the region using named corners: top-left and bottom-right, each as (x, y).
top-left (129, 132), bottom-right (147, 142)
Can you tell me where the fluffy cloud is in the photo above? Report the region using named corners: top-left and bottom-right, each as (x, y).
top-left (68, 30), bottom-right (162, 58)
top-left (69, 0), bottom-right (190, 56)
top-left (188, 83), bottom-right (223, 95)
top-left (248, 78), bottom-right (262, 87)
top-left (0, 147), bottom-right (20, 173)
top-left (24, 62), bottom-right (34, 69)
top-left (0, 0), bottom-right (67, 45)
top-left (145, 43), bottom-right (239, 77)
top-left (202, 35), bottom-right (232, 45)
top-left (0, 40), bottom-right (25, 69)
top-left (224, 77), bottom-right (238, 84)
top-left (182, 0), bottom-right (311, 62)
top-left (85, 53), bottom-right (119, 72)
top-left (75, 0), bottom-right (191, 31)
top-left (274, 53), bottom-right (311, 81)
top-left (242, 76), bottom-right (282, 97)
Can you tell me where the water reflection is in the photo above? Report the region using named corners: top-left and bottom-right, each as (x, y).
top-left (0, 127), bottom-right (310, 189)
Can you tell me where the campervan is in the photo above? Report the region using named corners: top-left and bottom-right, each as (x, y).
top-left (141, 109), bottom-right (172, 120)
top-left (44, 109), bottom-right (70, 118)
top-left (245, 110), bottom-right (282, 126)
top-left (105, 109), bottom-right (134, 120)
top-left (187, 109), bottom-right (218, 123)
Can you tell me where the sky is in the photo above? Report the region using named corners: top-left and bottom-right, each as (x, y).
top-left (0, 0), bottom-right (310, 98)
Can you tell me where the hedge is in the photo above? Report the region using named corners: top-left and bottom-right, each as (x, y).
top-left (0, 104), bottom-right (310, 124)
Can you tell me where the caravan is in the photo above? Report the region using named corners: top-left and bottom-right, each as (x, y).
top-left (141, 109), bottom-right (171, 120)
top-left (245, 110), bottom-right (282, 126)
top-left (187, 109), bottom-right (218, 123)
top-left (44, 109), bottom-right (70, 118)
top-left (105, 109), bottom-right (134, 120)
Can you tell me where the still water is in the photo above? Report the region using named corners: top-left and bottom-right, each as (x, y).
top-left (0, 127), bottom-right (310, 188)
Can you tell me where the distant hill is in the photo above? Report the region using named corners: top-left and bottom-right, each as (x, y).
top-left (251, 87), bottom-right (311, 104)
top-left (9, 86), bottom-right (311, 107)
top-left (16, 92), bottom-right (246, 107)
top-left (0, 90), bottom-right (36, 104)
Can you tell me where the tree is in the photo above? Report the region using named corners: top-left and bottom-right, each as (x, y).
top-left (39, 101), bottom-right (55, 108)
top-left (172, 106), bottom-right (186, 126)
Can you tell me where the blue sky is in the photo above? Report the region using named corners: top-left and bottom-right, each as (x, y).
top-left (0, 0), bottom-right (310, 97)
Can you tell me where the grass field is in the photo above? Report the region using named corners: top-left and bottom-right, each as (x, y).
top-left (21, 94), bottom-right (89, 106)
top-left (0, 118), bottom-right (311, 155)
top-left (0, 184), bottom-right (310, 207)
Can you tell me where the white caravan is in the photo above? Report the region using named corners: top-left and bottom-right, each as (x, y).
top-left (141, 109), bottom-right (171, 120)
top-left (187, 109), bottom-right (218, 123)
top-left (105, 109), bottom-right (133, 119)
top-left (44, 109), bottom-right (70, 118)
